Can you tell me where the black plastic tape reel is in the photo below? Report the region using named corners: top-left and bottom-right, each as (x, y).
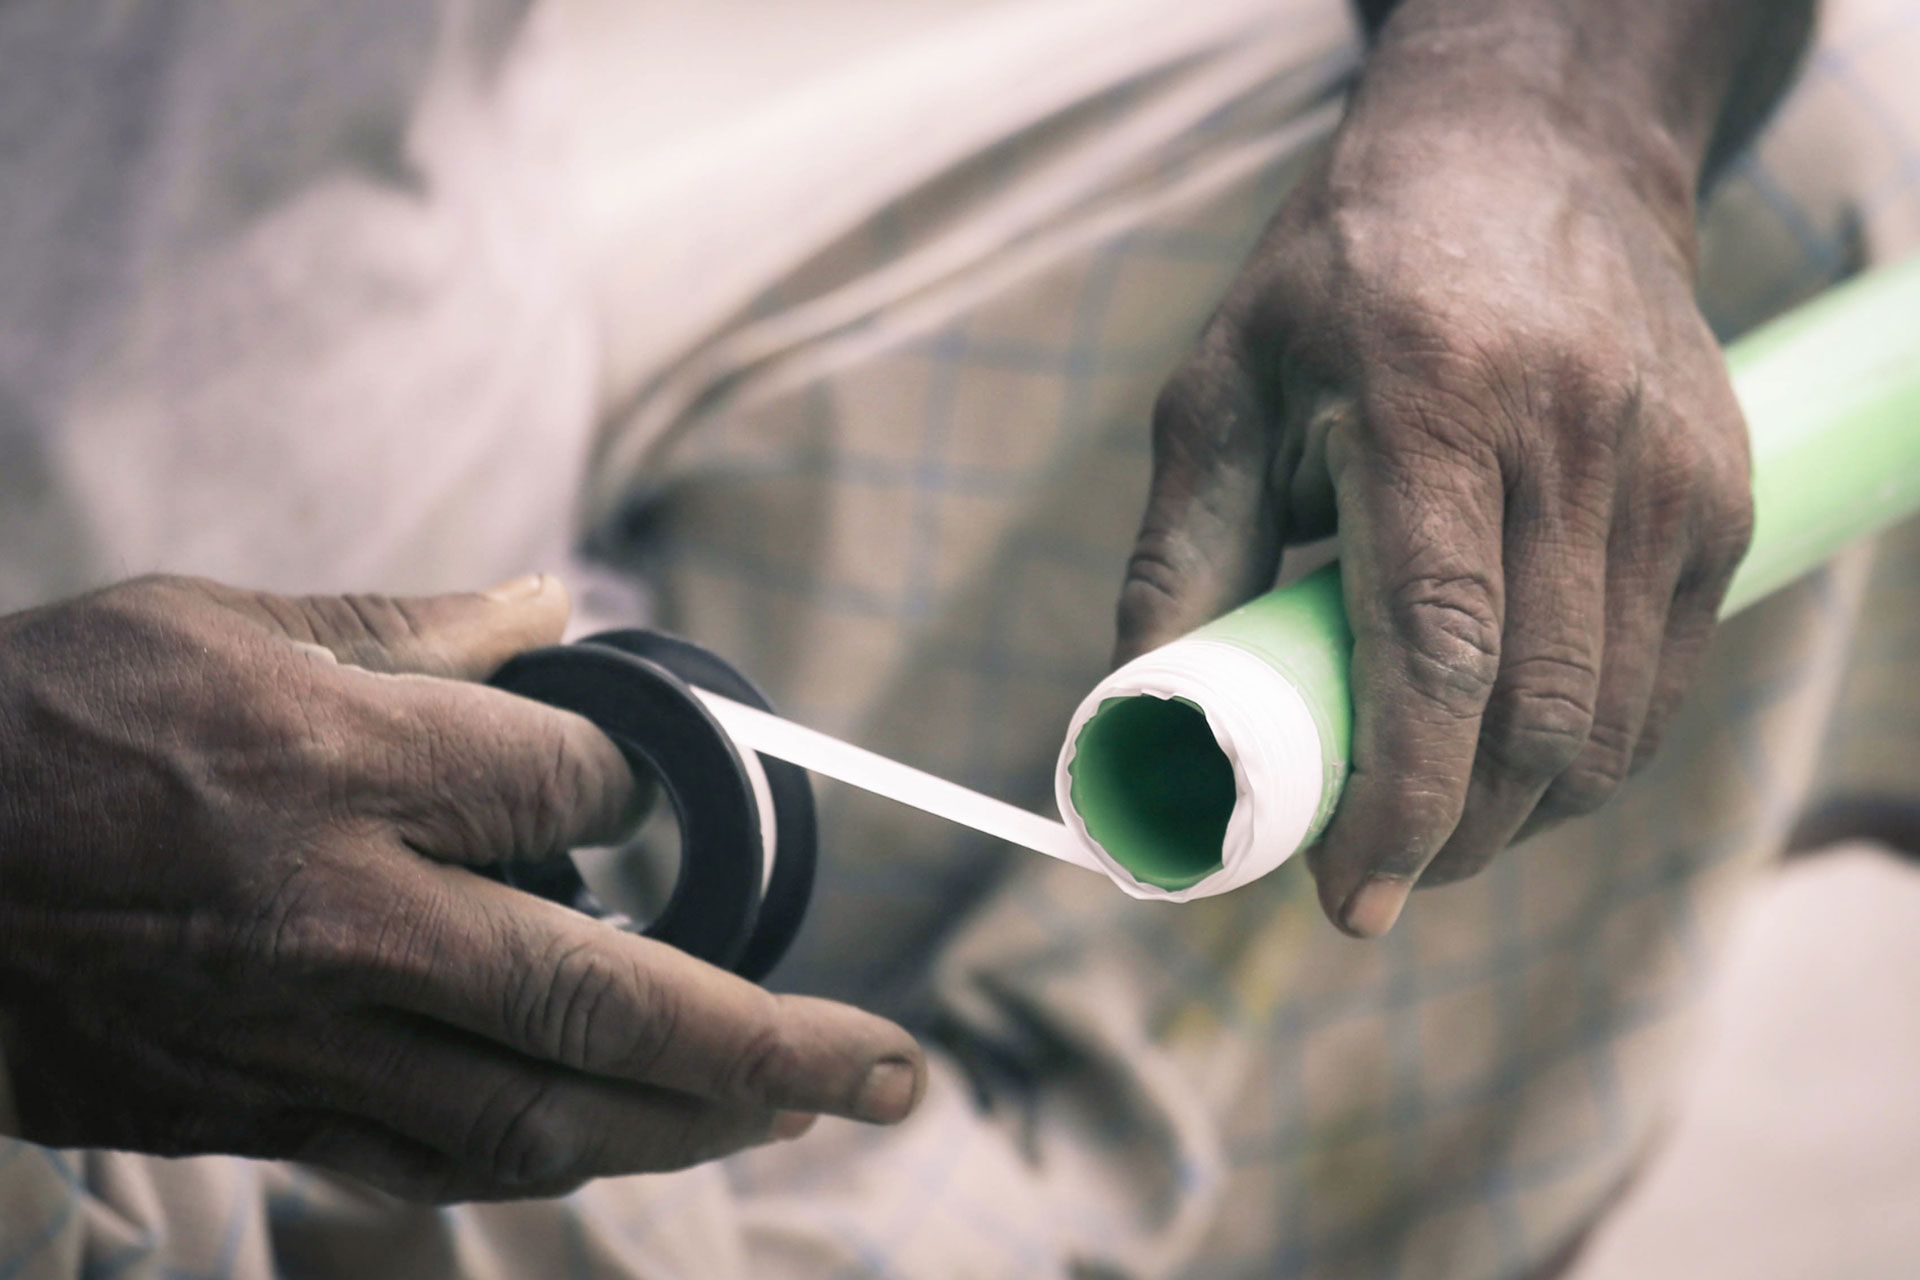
top-left (484, 631), bottom-right (817, 982)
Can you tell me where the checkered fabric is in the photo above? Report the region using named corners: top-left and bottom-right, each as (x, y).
top-left (3, 0), bottom-right (1918, 1276)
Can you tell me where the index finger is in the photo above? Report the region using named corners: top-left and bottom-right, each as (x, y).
top-left (1307, 399), bottom-right (1507, 936)
top-left (341, 669), bottom-right (643, 866)
top-left (376, 861), bottom-right (925, 1125)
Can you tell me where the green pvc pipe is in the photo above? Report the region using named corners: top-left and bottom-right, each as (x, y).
top-left (1722, 256), bottom-right (1920, 612)
top-left (1061, 254), bottom-right (1920, 896)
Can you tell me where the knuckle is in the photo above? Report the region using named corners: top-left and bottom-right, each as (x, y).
top-left (718, 997), bottom-right (801, 1107)
top-left (476, 1082), bottom-right (578, 1189)
top-left (519, 728), bottom-right (587, 858)
top-left (356, 880), bottom-right (450, 988)
top-left (1117, 541), bottom-right (1187, 629)
top-left (1364, 377), bottom-right (1497, 467)
top-left (1655, 425), bottom-right (1711, 484)
top-left (1543, 766), bottom-right (1624, 818)
top-left (460, 717), bottom-right (590, 864)
top-left (1386, 573), bottom-right (1502, 710)
top-left (409, 714), bottom-right (588, 867)
top-left (235, 856), bottom-right (393, 979)
top-left (68, 576), bottom-right (205, 657)
top-left (517, 941), bottom-right (667, 1073)
top-left (305, 593), bottom-right (424, 670)
top-left (105, 575), bottom-right (227, 628)
top-left (115, 572), bottom-right (196, 607)
top-left (1642, 431), bottom-right (1689, 484)
top-left (1650, 411), bottom-right (1752, 565)
top-left (1557, 341), bottom-right (1641, 422)
top-left (1487, 701), bottom-right (1592, 781)
top-left (1541, 724), bottom-right (1635, 818)
top-left (1697, 486), bottom-right (1755, 580)
top-left (1481, 658), bottom-right (1599, 781)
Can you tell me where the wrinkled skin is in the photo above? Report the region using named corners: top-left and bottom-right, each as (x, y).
top-left (1119, 19), bottom-right (1768, 936)
top-left (0, 575), bottom-right (924, 1201)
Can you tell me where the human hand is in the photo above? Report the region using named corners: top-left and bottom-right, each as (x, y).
top-left (1117, 56), bottom-right (1753, 936)
top-left (0, 575), bottom-right (923, 1199)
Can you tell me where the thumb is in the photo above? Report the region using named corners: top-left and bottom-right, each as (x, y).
top-left (210, 574), bottom-right (573, 679)
top-left (1116, 338), bottom-right (1283, 666)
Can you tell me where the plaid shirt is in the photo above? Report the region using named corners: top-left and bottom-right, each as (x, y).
top-left (4, 0), bottom-right (1919, 1275)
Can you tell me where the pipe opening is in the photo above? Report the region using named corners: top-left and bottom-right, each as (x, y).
top-left (1067, 694), bottom-right (1234, 890)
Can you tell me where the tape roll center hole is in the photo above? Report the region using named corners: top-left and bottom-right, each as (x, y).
top-left (571, 742), bottom-right (780, 928)
top-left (572, 763), bottom-right (685, 929)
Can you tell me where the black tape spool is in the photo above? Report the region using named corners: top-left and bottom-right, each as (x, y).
top-left (484, 631), bottom-right (816, 982)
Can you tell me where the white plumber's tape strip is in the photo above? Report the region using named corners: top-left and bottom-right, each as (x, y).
top-left (692, 688), bottom-right (1102, 872)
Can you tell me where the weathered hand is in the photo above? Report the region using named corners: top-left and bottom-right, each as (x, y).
top-left (0, 575), bottom-right (923, 1200)
top-left (1118, 61), bottom-right (1753, 936)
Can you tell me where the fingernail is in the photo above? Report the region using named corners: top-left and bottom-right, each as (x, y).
top-left (855, 1058), bottom-right (920, 1125)
top-left (1341, 876), bottom-right (1411, 938)
top-left (483, 573), bottom-right (547, 604)
top-left (771, 1111), bottom-right (817, 1142)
